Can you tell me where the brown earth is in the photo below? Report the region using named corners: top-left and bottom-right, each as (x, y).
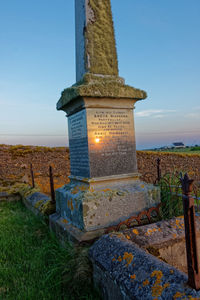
top-left (0, 145), bottom-right (199, 195)
top-left (0, 145), bottom-right (70, 195)
top-left (137, 151), bottom-right (200, 184)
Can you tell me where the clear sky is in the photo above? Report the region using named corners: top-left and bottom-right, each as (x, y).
top-left (0, 0), bottom-right (200, 149)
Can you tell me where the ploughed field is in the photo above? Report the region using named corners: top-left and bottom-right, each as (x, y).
top-left (0, 144), bottom-right (200, 194)
top-left (0, 145), bottom-right (70, 194)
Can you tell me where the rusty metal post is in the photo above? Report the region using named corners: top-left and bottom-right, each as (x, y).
top-left (180, 173), bottom-right (200, 290)
top-left (49, 166), bottom-right (55, 204)
top-left (30, 163), bottom-right (35, 188)
top-left (157, 158), bottom-right (161, 183)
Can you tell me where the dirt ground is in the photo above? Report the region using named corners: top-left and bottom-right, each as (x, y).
top-left (0, 145), bottom-right (70, 194)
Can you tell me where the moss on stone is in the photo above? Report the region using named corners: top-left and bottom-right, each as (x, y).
top-left (147, 246), bottom-right (160, 257)
top-left (83, 204), bottom-right (90, 215)
top-left (56, 0), bottom-right (147, 111)
top-left (40, 200), bottom-right (56, 216)
top-left (85, 0), bottom-right (118, 76)
top-left (57, 73), bottom-right (147, 110)
top-left (34, 200), bottom-right (43, 209)
top-left (0, 183), bottom-right (39, 198)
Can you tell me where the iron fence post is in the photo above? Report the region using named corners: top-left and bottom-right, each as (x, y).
top-left (157, 158), bottom-right (161, 183)
top-left (30, 164), bottom-right (35, 188)
top-left (49, 166), bottom-right (55, 204)
top-left (180, 173), bottom-right (200, 290)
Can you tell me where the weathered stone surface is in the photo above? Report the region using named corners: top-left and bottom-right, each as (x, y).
top-left (55, 95), bottom-right (161, 236)
top-left (23, 192), bottom-right (52, 217)
top-left (49, 212), bottom-right (105, 244)
top-left (58, 0), bottom-right (147, 111)
top-left (75, 0), bottom-right (118, 81)
top-left (26, 192), bottom-right (50, 207)
top-left (122, 216), bottom-right (200, 275)
top-left (57, 74), bottom-right (146, 110)
top-left (90, 234), bottom-right (200, 300)
top-left (67, 101), bottom-right (138, 178)
top-left (57, 0), bottom-right (147, 111)
top-left (53, 0), bottom-right (159, 242)
top-left (0, 191), bottom-right (9, 198)
top-left (0, 191), bottom-right (21, 202)
top-left (55, 178), bottom-right (160, 231)
top-left (122, 216), bottom-right (187, 248)
top-left (68, 109), bottom-right (89, 177)
top-left (87, 107), bottom-right (137, 177)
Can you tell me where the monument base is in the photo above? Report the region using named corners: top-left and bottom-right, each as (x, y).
top-left (51, 175), bottom-right (160, 242)
top-left (49, 213), bottom-right (105, 245)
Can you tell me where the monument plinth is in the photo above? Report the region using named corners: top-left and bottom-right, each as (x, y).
top-left (50, 0), bottom-right (160, 242)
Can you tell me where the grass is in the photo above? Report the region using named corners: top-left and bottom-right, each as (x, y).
top-left (0, 200), bottom-right (101, 300)
top-left (148, 146), bottom-right (200, 155)
top-left (159, 171), bottom-right (200, 219)
top-left (0, 144), bottom-right (69, 159)
top-left (159, 173), bottom-right (183, 219)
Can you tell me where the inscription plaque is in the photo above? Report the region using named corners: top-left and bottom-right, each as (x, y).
top-left (68, 110), bottom-right (90, 177)
top-left (68, 108), bottom-right (137, 179)
top-left (87, 108), bottom-right (137, 177)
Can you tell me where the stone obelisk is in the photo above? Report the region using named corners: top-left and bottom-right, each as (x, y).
top-left (50, 0), bottom-right (160, 243)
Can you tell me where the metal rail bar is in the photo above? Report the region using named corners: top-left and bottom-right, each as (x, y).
top-left (30, 163), bottom-right (35, 188)
top-left (180, 173), bottom-right (200, 290)
top-left (49, 166), bottom-right (55, 204)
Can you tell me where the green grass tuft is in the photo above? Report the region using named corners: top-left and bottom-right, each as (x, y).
top-left (0, 201), bottom-right (101, 300)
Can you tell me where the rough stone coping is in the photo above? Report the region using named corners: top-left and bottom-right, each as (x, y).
top-left (0, 191), bottom-right (21, 202)
top-left (121, 216), bottom-right (200, 248)
top-left (89, 233), bottom-right (200, 300)
top-left (57, 74), bottom-right (147, 110)
top-left (69, 172), bottom-right (140, 184)
top-left (23, 192), bottom-right (50, 217)
top-left (49, 212), bottom-right (105, 244)
top-left (0, 191), bottom-right (9, 198)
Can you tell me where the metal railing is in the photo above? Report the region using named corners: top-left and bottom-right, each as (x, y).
top-left (181, 173), bottom-right (200, 290)
top-left (18, 158), bottom-right (200, 290)
top-left (29, 164), bottom-right (55, 204)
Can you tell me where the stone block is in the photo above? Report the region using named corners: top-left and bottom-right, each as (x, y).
top-left (55, 177), bottom-right (160, 231)
top-left (89, 233), bottom-right (200, 300)
top-left (67, 101), bottom-right (139, 178)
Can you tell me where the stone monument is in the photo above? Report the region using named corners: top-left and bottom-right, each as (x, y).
top-left (50, 0), bottom-right (160, 242)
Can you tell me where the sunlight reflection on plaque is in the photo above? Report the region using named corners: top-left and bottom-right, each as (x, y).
top-left (86, 108), bottom-right (137, 176)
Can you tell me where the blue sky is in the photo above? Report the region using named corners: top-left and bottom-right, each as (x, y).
top-left (0, 0), bottom-right (200, 149)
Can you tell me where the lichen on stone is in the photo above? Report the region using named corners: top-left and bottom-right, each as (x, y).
top-left (57, 73), bottom-right (147, 110)
top-left (34, 200), bottom-right (43, 209)
top-left (130, 274), bottom-right (136, 280)
top-left (150, 270), bottom-right (170, 298)
top-left (146, 246), bottom-right (161, 257)
top-left (115, 252), bottom-right (134, 267)
top-left (85, 0), bottom-right (118, 76)
top-left (0, 183), bottom-right (39, 198)
top-left (132, 228), bottom-right (139, 235)
top-left (57, 0), bottom-right (147, 111)
top-left (40, 200), bottom-right (56, 216)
